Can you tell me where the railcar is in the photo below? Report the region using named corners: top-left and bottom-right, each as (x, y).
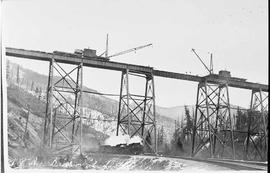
top-left (99, 143), bottom-right (143, 155)
top-left (53, 48), bottom-right (110, 61)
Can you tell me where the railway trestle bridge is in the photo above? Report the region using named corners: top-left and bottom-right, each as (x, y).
top-left (6, 47), bottom-right (268, 161)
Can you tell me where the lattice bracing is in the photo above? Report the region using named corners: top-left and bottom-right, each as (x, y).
top-left (245, 90), bottom-right (268, 161)
top-left (43, 58), bottom-right (83, 154)
top-left (192, 81), bottom-right (235, 159)
top-left (116, 69), bottom-right (157, 153)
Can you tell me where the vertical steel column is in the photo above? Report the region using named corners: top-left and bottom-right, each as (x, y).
top-left (204, 81), bottom-right (213, 158)
top-left (49, 59), bottom-right (55, 148)
top-left (141, 78), bottom-right (149, 137)
top-left (151, 75), bottom-right (157, 154)
top-left (71, 66), bottom-right (81, 143)
top-left (258, 89), bottom-right (268, 154)
top-left (225, 84), bottom-right (235, 160)
top-left (51, 109), bottom-right (57, 145)
top-left (126, 69), bottom-right (130, 136)
top-left (116, 69), bottom-right (130, 136)
top-left (226, 84), bottom-right (235, 159)
top-left (245, 109), bottom-right (252, 160)
top-left (245, 90), bottom-right (258, 160)
top-left (116, 71), bottom-right (124, 136)
top-left (43, 59), bottom-right (54, 146)
top-left (143, 74), bottom-right (157, 153)
top-left (213, 86), bottom-right (221, 157)
top-left (78, 61), bottom-right (83, 154)
top-left (191, 82), bottom-right (200, 157)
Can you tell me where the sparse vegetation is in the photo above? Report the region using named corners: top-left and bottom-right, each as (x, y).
top-left (7, 85), bottom-right (46, 118)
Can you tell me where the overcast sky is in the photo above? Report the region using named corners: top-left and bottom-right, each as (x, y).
top-left (2, 0), bottom-right (268, 108)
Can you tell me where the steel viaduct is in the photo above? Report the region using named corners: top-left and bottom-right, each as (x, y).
top-left (6, 47), bottom-right (268, 161)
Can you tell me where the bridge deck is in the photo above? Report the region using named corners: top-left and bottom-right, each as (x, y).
top-left (6, 47), bottom-right (268, 92)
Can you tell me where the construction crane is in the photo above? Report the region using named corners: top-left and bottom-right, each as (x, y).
top-left (98, 34), bottom-right (109, 58)
top-left (191, 49), bottom-right (247, 81)
top-left (107, 43), bottom-right (152, 59)
top-left (99, 34), bottom-right (152, 60)
top-left (191, 48), bottom-right (213, 75)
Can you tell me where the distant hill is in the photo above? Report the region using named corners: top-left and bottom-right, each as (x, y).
top-left (156, 105), bottom-right (195, 121)
top-left (156, 104), bottom-right (245, 121)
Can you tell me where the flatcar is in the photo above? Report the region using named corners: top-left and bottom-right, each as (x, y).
top-left (230, 77), bottom-right (247, 82)
top-left (53, 48), bottom-right (110, 61)
top-left (206, 72), bottom-right (247, 82)
top-left (53, 50), bottom-right (80, 58)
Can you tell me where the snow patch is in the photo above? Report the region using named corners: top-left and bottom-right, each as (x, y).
top-left (127, 136), bottom-right (143, 145)
top-left (105, 134), bottom-right (142, 146)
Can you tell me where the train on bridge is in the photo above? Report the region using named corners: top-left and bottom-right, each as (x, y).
top-left (53, 48), bottom-right (110, 61)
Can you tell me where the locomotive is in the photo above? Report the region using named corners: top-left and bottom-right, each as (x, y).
top-left (99, 143), bottom-right (144, 155)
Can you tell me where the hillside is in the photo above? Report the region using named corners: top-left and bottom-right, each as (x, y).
top-left (6, 60), bottom-right (181, 160)
top-left (6, 60), bottom-right (177, 133)
top-left (7, 60), bottom-right (119, 115)
top-left (7, 85), bottom-right (110, 158)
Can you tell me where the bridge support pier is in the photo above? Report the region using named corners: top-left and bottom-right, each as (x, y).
top-left (116, 69), bottom-right (157, 154)
top-left (245, 89), bottom-right (268, 161)
top-left (191, 80), bottom-right (235, 159)
top-left (43, 57), bottom-right (84, 154)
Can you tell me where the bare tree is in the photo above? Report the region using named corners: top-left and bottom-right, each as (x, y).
top-left (16, 65), bottom-right (20, 86)
top-left (6, 59), bottom-right (10, 81)
top-left (31, 81), bottom-right (35, 91)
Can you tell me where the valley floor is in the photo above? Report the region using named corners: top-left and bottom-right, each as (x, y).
top-left (9, 152), bottom-right (234, 171)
